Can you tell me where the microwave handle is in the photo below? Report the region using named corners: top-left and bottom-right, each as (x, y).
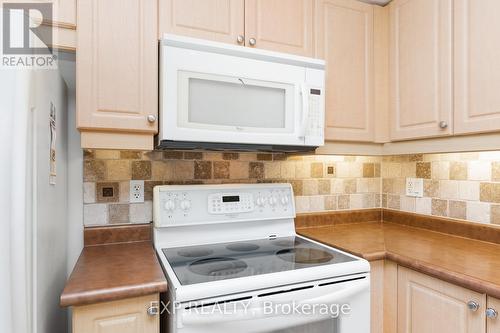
top-left (299, 84), bottom-right (309, 138)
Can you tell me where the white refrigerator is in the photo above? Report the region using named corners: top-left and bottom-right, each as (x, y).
top-left (0, 65), bottom-right (69, 333)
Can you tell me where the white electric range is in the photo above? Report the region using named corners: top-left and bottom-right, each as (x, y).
top-left (153, 183), bottom-right (370, 333)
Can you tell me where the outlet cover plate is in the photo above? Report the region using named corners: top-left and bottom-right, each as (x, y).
top-left (406, 178), bottom-right (423, 197)
top-left (130, 180), bottom-right (145, 203)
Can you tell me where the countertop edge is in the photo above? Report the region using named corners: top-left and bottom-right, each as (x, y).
top-left (60, 280), bottom-right (168, 307)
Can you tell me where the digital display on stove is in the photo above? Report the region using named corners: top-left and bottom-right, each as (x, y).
top-left (222, 195), bottom-right (240, 203)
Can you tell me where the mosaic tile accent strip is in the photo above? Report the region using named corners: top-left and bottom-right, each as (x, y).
top-left (82, 150), bottom-right (382, 226)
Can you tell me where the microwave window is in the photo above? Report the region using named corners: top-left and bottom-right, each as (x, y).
top-left (188, 78), bottom-right (286, 129)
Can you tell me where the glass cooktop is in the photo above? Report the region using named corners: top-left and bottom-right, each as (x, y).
top-left (162, 236), bottom-right (356, 285)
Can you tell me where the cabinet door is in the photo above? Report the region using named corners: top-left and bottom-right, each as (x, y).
top-left (316, 0), bottom-right (374, 142)
top-left (398, 267), bottom-right (485, 333)
top-left (77, 0), bottom-right (158, 141)
top-left (73, 294), bottom-right (159, 333)
top-left (487, 296), bottom-right (500, 333)
top-left (159, 0), bottom-right (244, 45)
top-left (454, 0), bottom-right (500, 134)
top-left (389, 0), bottom-right (453, 141)
top-left (244, 0), bottom-right (314, 57)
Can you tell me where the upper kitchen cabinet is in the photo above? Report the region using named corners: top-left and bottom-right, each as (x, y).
top-left (316, 0), bottom-right (375, 142)
top-left (389, 0), bottom-right (453, 141)
top-left (0, 0), bottom-right (76, 27)
top-left (77, 0), bottom-right (158, 150)
top-left (244, 0), bottom-right (314, 57)
top-left (158, 0), bottom-right (244, 45)
top-left (158, 0), bottom-right (314, 57)
top-left (454, 0), bottom-right (500, 135)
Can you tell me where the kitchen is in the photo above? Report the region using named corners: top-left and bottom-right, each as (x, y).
top-left (1, 0), bottom-right (500, 332)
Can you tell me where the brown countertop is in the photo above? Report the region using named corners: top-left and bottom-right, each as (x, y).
top-left (298, 221), bottom-right (500, 299)
top-left (60, 242), bottom-right (167, 307)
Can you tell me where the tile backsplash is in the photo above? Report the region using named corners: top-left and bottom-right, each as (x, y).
top-left (381, 152), bottom-right (500, 225)
top-left (83, 150), bottom-right (381, 226)
top-left (82, 150), bottom-right (500, 226)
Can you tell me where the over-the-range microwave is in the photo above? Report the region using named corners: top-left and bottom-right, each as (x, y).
top-left (158, 34), bottom-right (325, 152)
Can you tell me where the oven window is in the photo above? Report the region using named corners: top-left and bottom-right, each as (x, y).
top-left (188, 77), bottom-right (286, 128)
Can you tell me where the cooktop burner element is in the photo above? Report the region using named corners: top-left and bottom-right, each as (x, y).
top-left (177, 249), bottom-right (214, 258)
top-left (188, 257), bottom-right (248, 276)
top-left (226, 243), bottom-right (260, 252)
top-left (162, 236), bottom-right (355, 285)
top-left (276, 248), bottom-right (334, 264)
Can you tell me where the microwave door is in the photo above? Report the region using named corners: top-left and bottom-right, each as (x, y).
top-left (172, 71), bottom-right (304, 146)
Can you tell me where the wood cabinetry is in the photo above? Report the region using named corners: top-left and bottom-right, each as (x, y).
top-left (77, 0), bottom-right (158, 150)
top-left (159, 0), bottom-right (314, 56)
top-left (158, 0), bottom-right (244, 44)
top-left (316, 0), bottom-right (375, 142)
top-left (73, 294), bottom-right (159, 333)
top-left (397, 266), bottom-right (486, 333)
top-left (245, 0), bottom-right (314, 56)
top-left (389, 0), bottom-right (453, 141)
top-left (487, 296), bottom-right (500, 333)
top-left (454, 0), bottom-right (500, 135)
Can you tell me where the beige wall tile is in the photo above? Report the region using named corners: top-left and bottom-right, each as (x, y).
top-left (331, 179), bottom-right (344, 194)
top-left (174, 161), bottom-right (195, 180)
top-left (400, 196), bottom-right (416, 213)
top-left (303, 180), bottom-right (318, 196)
top-left (109, 204), bottom-right (129, 224)
top-left (467, 201), bottom-right (491, 224)
top-left (95, 150), bottom-right (120, 159)
top-left (151, 161), bottom-right (173, 181)
top-left (280, 162), bottom-right (296, 179)
top-left (431, 199), bottom-right (448, 217)
top-left (309, 196), bottom-right (325, 211)
top-left (129, 203), bottom-right (147, 223)
top-left (357, 179), bottom-right (370, 193)
top-left (131, 161), bottom-right (151, 180)
top-left (350, 194), bottom-right (364, 209)
top-left (290, 180), bottom-right (303, 196)
top-left (84, 204), bottom-right (108, 225)
top-left (83, 182), bottom-right (96, 204)
top-left (84, 160), bottom-right (106, 182)
top-left (468, 161), bottom-right (491, 181)
top-left (120, 151), bottom-right (142, 159)
top-left (401, 162), bottom-right (417, 177)
top-left (382, 178), bottom-right (394, 193)
top-left (493, 162), bottom-right (500, 181)
top-left (458, 181), bottom-right (479, 201)
top-left (318, 179), bottom-right (331, 195)
top-left (295, 162), bottom-right (311, 179)
top-left (119, 181), bottom-right (129, 203)
top-left (480, 183), bottom-right (500, 203)
top-left (363, 163), bottom-right (375, 178)
top-left (423, 179), bottom-right (439, 197)
top-left (387, 195), bottom-right (401, 210)
top-left (449, 161), bottom-right (468, 180)
top-left (106, 160), bottom-right (131, 181)
top-left (337, 195), bottom-right (350, 210)
top-left (492, 205), bottom-right (500, 225)
top-left (194, 161), bottom-right (213, 179)
top-left (343, 179), bottom-right (357, 194)
top-left (416, 197), bottom-right (432, 215)
top-left (294, 196), bottom-right (310, 213)
top-left (324, 195), bottom-right (337, 210)
top-left (214, 161), bottom-right (230, 179)
top-left (310, 163), bottom-right (324, 178)
top-left (431, 161), bottom-right (449, 180)
top-left (416, 162), bottom-right (432, 179)
top-left (449, 200), bottom-right (467, 220)
top-left (335, 162), bottom-right (350, 178)
top-left (439, 180), bottom-right (460, 200)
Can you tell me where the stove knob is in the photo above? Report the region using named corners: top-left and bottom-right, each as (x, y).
top-left (164, 200), bottom-right (175, 211)
top-left (180, 200), bottom-right (191, 211)
top-left (281, 195), bottom-right (289, 205)
top-left (269, 196), bottom-right (278, 207)
top-left (256, 196), bottom-right (265, 207)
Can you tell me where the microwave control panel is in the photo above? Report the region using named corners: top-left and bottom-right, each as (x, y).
top-left (306, 88), bottom-right (324, 139)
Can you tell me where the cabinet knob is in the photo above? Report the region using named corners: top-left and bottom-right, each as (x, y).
top-left (486, 308), bottom-right (498, 319)
top-left (249, 38), bottom-right (256, 46)
top-left (147, 306), bottom-right (159, 316)
top-left (439, 121), bottom-right (448, 129)
top-left (237, 35), bottom-right (244, 44)
top-left (467, 301), bottom-right (480, 312)
top-left (147, 114), bottom-right (157, 123)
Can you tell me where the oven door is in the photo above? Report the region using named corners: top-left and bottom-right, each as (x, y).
top-left (160, 43), bottom-right (308, 146)
top-left (173, 275), bottom-right (370, 333)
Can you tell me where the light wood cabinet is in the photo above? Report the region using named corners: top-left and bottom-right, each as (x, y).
top-left (0, 0), bottom-right (76, 27)
top-left (397, 266), bottom-right (486, 333)
top-left (73, 294), bottom-right (159, 333)
top-left (158, 0), bottom-right (244, 45)
top-left (159, 0), bottom-right (314, 57)
top-left (487, 296), bottom-right (500, 333)
top-left (245, 0), bottom-right (314, 56)
top-left (454, 0), bottom-right (500, 135)
top-left (77, 0), bottom-right (158, 150)
top-left (389, 0), bottom-right (453, 141)
top-left (316, 0), bottom-right (375, 142)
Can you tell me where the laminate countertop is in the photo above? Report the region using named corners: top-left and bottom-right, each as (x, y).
top-left (60, 242), bottom-right (167, 307)
top-left (297, 222), bottom-right (500, 299)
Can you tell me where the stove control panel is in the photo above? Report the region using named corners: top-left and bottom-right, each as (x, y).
top-left (153, 183), bottom-right (295, 227)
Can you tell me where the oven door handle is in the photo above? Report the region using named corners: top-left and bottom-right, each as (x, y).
top-left (179, 278), bottom-right (368, 326)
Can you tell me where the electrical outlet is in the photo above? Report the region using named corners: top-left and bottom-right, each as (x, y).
top-left (406, 178), bottom-right (423, 197)
top-left (129, 180), bottom-right (144, 203)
